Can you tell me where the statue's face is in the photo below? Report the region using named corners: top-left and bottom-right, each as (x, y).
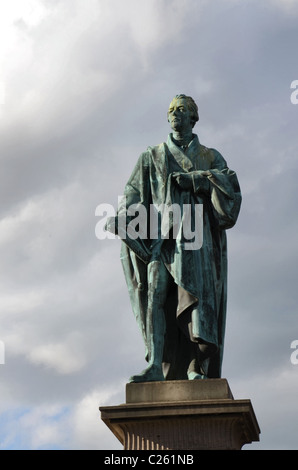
top-left (168, 97), bottom-right (192, 134)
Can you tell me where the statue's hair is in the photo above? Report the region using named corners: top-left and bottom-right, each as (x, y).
top-left (168, 94), bottom-right (199, 128)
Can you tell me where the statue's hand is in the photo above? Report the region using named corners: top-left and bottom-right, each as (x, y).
top-left (172, 172), bottom-right (193, 190)
top-left (105, 216), bottom-right (117, 234)
top-left (192, 172), bottom-right (211, 195)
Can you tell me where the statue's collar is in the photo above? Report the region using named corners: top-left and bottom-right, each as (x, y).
top-left (167, 133), bottom-right (200, 171)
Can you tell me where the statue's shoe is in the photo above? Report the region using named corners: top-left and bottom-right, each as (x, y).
top-left (187, 371), bottom-right (207, 380)
top-left (129, 364), bottom-right (165, 383)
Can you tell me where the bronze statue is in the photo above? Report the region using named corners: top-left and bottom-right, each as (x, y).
top-left (106, 95), bottom-right (241, 382)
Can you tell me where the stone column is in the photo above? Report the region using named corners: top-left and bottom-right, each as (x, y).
top-left (100, 379), bottom-right (260, 450)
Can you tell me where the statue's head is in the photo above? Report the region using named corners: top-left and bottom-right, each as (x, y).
top-left (167, 94), bottom-right (199, 130)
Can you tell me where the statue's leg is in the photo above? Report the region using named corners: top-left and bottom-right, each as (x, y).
top-left (187, 341), bottom-right (218, 380)
top-left (178, 313), bottom-right (217, 380)
top-left (129, 260), bottom-right (169, 383)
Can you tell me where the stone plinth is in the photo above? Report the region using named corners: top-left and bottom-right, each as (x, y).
top-left (99, 379), bottom-right (260, 450)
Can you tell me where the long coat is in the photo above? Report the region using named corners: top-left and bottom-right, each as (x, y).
top-left (107, 134), bottom-right (241, 379)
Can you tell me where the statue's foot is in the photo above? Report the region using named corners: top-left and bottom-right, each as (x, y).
top-left (187, 358), bottom-right (207, 380)
top-left (187, 371), bottom-right (207, 380)
top-left (129, 364), bottom-right (165, 383)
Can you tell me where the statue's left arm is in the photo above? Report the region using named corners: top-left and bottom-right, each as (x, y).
top-left (191, 149), bottom-right (242, 230)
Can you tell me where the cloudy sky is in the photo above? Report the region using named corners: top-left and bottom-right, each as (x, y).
top-left (0, 0), bottom-right (297, 450)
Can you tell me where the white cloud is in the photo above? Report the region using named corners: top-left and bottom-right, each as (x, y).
top-left (20, 404), bottom-right (69, 449)
top-left (0, 289), bottom-right (45, 315)
top-left (71, 386), bottom-right (124, 450)
top-left (27, 333), bottom-right (87, 375)
top-left (1, 0), bottom-right (193, 136)
top-left (0, 404), bottom-right (70, 450)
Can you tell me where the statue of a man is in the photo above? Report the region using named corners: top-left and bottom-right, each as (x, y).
top-left (106, 95), bottom-right (241, 382)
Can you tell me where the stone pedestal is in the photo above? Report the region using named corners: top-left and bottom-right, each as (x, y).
top-left (99, 379), bottom-right (260, 450)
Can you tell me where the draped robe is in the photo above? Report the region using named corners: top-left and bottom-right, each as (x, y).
top-left (107, 134), bottom-right (241, 379)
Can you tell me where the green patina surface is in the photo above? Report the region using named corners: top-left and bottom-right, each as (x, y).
top-left (106, 95), bottom-right (241, 383)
